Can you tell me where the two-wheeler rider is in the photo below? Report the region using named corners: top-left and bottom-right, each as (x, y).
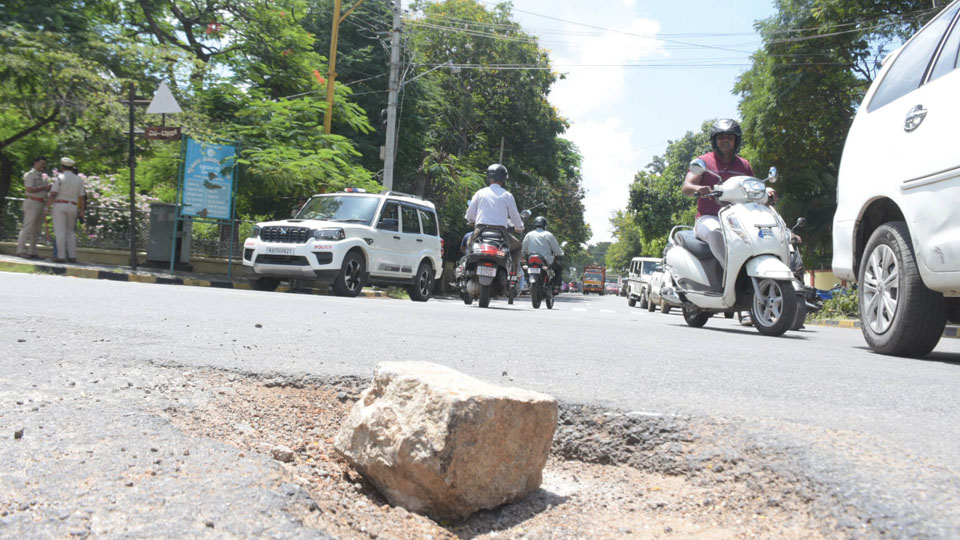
top-left (465, 164), bottom-right (524, 274)
top-left (521, 216), bottom-right (564, 288)
top-left (680, 118), bottom-right (755, 270)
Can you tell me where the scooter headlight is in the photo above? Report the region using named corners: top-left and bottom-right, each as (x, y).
top-left (743, 179), bottom-right (766, 200)
top-left (725, 215), bottom-right (751, 243)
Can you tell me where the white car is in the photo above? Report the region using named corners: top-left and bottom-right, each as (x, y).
top-left (242, 190), bottom-right (442, 301)
top-left (625, 257), bottom-right (661, 309)
top-left (832, 0), bottom-right (960, 357)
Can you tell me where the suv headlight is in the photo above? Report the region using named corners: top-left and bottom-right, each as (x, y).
top-left (313, 227), bottom-right (345, 241)
top-left (251, 225), bottom-right (261, 239)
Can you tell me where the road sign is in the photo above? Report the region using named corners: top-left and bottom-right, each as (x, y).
top-left (146, 82), bottom-right (182, 114)
top-left (180, 138), bottom-right (236, 220)
top-left (145, 126), bottom-right (181, 140)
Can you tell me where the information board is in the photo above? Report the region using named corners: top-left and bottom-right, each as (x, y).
top-left (181, 138), bottom-right (235, 220)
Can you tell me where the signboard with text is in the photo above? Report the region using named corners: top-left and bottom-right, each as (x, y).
top-left (145, 126), bottom-right (181, 140)
top-left (180, 138), bottom-right (236, 220)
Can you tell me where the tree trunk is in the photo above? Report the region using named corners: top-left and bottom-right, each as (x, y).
top-left (0, 152), bottom-right (14, 238)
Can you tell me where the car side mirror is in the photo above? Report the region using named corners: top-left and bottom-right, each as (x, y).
top-left (378, 218), bottom-right (399, 231)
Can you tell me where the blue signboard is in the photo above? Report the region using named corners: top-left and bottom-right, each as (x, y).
top-left (180, 138), bottom-right (236, 220)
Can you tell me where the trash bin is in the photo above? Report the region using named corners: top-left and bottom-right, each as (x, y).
top-left (147, 203), bottom-right (191, 264)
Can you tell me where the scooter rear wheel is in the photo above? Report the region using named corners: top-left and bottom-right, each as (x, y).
top-left (479, 284), bottom-right (491, 308)
top-left (682, 307), bottom-right (711, 327)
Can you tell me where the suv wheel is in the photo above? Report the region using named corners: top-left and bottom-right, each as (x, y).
top-left (251, 277), bottom-right (280, 292)
top-left (859, 222), bottom-right (946, 357)
top-left (408, 262), bottom-right (434, 302)
top-left (332, 251), bottom-right (365, 297)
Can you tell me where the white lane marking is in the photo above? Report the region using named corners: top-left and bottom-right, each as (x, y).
top-left (601, 309), bottom-right (615, 313)
top-left (572, 308), bottom-right (587, 312)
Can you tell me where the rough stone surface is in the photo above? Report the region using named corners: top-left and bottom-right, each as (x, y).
top-left (334, 361), bottom-right (558, 521)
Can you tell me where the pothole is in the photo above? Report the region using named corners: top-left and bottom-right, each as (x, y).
top-left (162, 369), bottom-right (850, 539)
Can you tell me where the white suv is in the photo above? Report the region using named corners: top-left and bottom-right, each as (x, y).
top-left (832, 0), bottom-right (960, 357)
top-left (625, 257), bottom-right (660, 309)
top-left (242, 190), bottom-right (442, 301)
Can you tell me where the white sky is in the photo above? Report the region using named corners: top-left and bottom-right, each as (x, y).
top-left (502, 0), bottom-right (777, 242)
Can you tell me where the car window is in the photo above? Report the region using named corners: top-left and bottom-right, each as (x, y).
top-left (401, 205), bottom-right (421, 234)
top-left (377, 201), bottom-right (399, 230)
top-left (929, 10), bottom-right (960, 83)
top-left (418, 209), bottom-right (438, 236)
top-left (868, 4), bottom-right (960, 112)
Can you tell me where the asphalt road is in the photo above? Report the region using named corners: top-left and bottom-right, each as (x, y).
top-left (3, 271), bottom-right (960, 537)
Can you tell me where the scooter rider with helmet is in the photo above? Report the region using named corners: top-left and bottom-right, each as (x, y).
top-left (522, 216), bottom-right (564, 288)
top-left (681, 118), bottom-right (755, 270)
top-left (465, 164), bottom-right (524, 274)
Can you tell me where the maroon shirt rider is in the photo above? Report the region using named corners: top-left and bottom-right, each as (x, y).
top-left (694, 151), bottom-right (753, 219)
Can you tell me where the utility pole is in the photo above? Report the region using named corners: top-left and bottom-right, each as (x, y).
top-left (382, 0), bottom-right (402, 191)
top-left (127, 83), bottom-right (138, 270)
top-left (324, 0), bottom-right (366, 134)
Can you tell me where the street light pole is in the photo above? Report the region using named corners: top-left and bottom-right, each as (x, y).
top-left (382, 0), bottom-right (402, 191)
top-left (128, 82), bottom-right (138, 270)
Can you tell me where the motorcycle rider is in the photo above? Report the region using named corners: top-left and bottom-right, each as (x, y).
top-left (681, 119), bottom-right (754, 270)
top-left (465, 164), bottom-right (524, 273)
top-left (522, 216), bottom-right (564, 288)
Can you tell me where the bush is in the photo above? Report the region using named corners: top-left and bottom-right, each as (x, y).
top-left (812, 290), bottom-right (859, 321)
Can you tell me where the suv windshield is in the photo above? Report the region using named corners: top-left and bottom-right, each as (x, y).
top-left (296, 195), bottom-right (380, 224)
top-left (641, 261), bottom-right (658, 275)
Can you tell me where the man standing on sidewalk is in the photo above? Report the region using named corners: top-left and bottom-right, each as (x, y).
top-left (16, 156), bottom-right (51, 259)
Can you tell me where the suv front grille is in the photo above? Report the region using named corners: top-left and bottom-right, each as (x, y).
top-left (260, 226), bottom-right (311, 244)
top-left (255, 254), bottom-right (310, 266)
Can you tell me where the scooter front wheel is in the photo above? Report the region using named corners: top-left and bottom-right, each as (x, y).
top-left (750, 279), bottom-right (797, 336)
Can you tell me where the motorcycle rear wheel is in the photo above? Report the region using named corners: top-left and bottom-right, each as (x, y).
top-left (531, 283), bottom-right (542, 309)
top-left (545, 287), bottom-right (555, 310)
top-left (479, 284), bottom-right (491, 308)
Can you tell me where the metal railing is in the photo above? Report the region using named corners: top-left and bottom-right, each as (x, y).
top-left (1, 197), bottom-right (257, 259)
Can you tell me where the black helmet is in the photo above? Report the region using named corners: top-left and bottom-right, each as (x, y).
top-left (710, 118), bottom-right (742, 154)
top-left (486, 163), bottom-right (508, 185)
top-left (533, 216), bottom-right (547, 229)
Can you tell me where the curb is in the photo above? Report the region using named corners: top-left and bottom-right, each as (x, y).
top-left (808, 318), bottom-right (959, 339)
top-left (0, 260), bottom-right (386, 299)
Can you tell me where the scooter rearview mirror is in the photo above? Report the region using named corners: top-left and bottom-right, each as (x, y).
top-left (767, 166), bottom-right (778, 183)
top-left (689, 158), bottom-right (707, 175)
top-left (794, 217), bottom-right (807, 229)
top-left (520, 209), bottom-right (532, 219)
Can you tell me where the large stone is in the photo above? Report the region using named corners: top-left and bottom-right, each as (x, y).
top-left (334, 361), bottom-right (558, 521)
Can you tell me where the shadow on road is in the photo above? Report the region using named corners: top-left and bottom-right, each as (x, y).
top-left (448, 489), bottom-right (568, 539)
top-left (851, 345), bottom-right (960, 366)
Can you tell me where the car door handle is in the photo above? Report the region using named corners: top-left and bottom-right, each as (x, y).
top-left (393, 235), bottom-right (401, 240)
top-left (904, 104), bottom-right (927, 132)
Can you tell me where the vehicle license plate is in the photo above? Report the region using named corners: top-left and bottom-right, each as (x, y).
top-left (476, 266), bottom-right (497, 277)
top-left (528, 267), bottom-right (541, 274)
top-left (267, 246), bottom-right (294, 255)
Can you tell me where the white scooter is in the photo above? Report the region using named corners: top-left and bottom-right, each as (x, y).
top-left (660, 159), bottom-right (802, 336)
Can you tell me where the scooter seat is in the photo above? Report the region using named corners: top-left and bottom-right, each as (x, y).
top-left (676, 230), bottom-right (714, 260)
top-left (479, 230), bottom-right (505, 240)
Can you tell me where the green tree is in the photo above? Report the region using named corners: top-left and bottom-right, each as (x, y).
top-left (735, 0), bottom-right (939, 269)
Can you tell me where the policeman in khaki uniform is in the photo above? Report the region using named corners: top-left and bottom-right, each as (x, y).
top-left (48, 157), bottom-right (86, 263)
top-left (16, 156), bottom-right (51, 259)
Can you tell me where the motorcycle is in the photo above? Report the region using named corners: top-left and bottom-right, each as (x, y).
top-left (524, 254), bottom-right (555, 309)
top-left (661, 159), bottom-right (803, 336)
top-left (786, 217), bottom-right (823, 329)
top-left (455, 210), bottom-right (531, 308)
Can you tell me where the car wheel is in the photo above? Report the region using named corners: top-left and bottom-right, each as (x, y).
top-left (628, 295), bottom-right (637, 308)
top-left (647, 295), bottom-right (657, 312)
top-left (724, 311), bottom-right (735, 319)
top-left (682, 307), bottom-right (711, 328)
top-left (332, 251), bottom-right (365, 297)
top-left (251, 277), bottom-right (280, 292)
top-left (660, 301), bottom-right (671, 315)
top-left (750, 278), bottom-right (797, 337)
top-left (859, 222), bottom-right (946, 357)
top-left (408, 262), bottom-right (434, 302)
top-left (637, 292), bottom-right (646, 309)
top-left (478, 284), bottom-right (491, 308)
